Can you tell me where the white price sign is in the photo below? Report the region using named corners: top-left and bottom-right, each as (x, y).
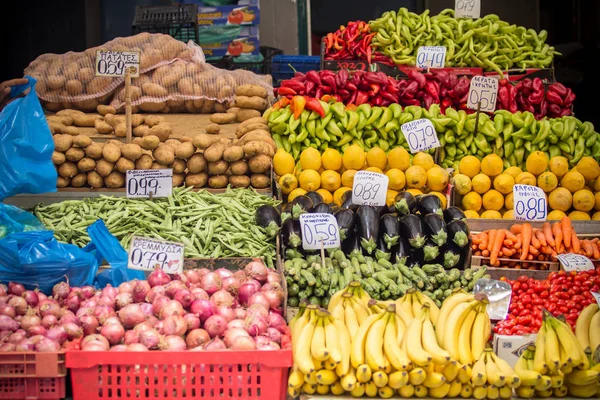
top-left (416, 46), bottom-right (446, 69)
top-left (513, 184), bottom-right (547, 221)
top-left (299, 213), bottom-right (341, 250)
top-left (352, 171), bottom-right (389, 206)
top-left (401, 118), bottom-right (441, 153)
top-left (455, 0), bottom-right (481, 19)
top-left (468, 76), bottom-right (499, 112)
top-left (127, 236), bottom-right (184, 274)
top-left (557, 254), bottom-right (594, 272)
top-left (126, 169), bottom-right (173, 198)
top-left (592, 292), bottom-right (600, 306)
top-left (95, 50), bottom-right (140, 77)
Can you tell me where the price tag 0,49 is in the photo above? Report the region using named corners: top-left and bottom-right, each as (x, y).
top-left (299, 213), bottom-right (341, 250)
top-left (416, 46), bottom-right (446, 69)
top-left (352, 171), bottom-right (389, 207)
top-left (126, 169), bottom-right (173, 199)
top-left (455, 0), bottom-right (481, 19)
top-left (468, 76), bottom-right (499, 112)
top-left (95, 50), bottom-right (140, 77)
top-left (127, 236), bottom-right (184, 275)
top-left (400, 118), bottom-right (441, 154)
top-left (557, 254), bottom-right (594, 272)
top-left (513, 184), bottom-right (547, 221)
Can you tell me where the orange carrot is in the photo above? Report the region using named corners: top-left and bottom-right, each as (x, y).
top-left (502, 247), bottom-right (516, 257)
top-left (482, 249), bottom-right (490, 257)
top-left (479, 233), bottom-right (488, 250)
top-left (582, 240), bottom-right (594, 257)
top-left (474, 250), bottom-right (482, 256)
top-left (487, 230), bottom-right (497, 252)
top-left (503, 239), bottom-right (514, 247)
top-left (505, 231), bottom-right (518, 242)
top-left (490, 229), bottom-right (506, 266)
top-left (552, 222), bottom-right (563, 252)
top-left (562, 217), bottom-right (572, 249)
top-left (510, 224), bottom-right (523, 235)
top-left (520, 223), bottom-right (533, 261)
top-left (531, 235), bottom-right (541, 249)
top-left (514, 233), bottom-right (522, 250)
top-left (542, 222), bottom-right (555, 248)
top-left (541, 246), bottom-right (553, 255)
top-left (535, 229), bottom-right (547, 247)
top-left (571, 230), bottom-right (580, 254)
top-left (594, 244), bottom-right (600, 260)
top-left (529, 246), bottom-right (539, 256)
top-left (472, 233), bottom-right (484, 245)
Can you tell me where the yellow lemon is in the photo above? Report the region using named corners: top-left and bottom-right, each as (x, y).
top-left (547, 210), bottom-right (567, 220)
top-left (386, 190), bottom-right (399, 207)
top-left (503, 210), bottom-right (515, 219)
top-left (405, 165), bottom-right (427, 189)
top-left (471, 174), bottom-right (492, 194)
top-left (481, 154), bottom-right (503, 177)
top-left (573, 189), bottom-right (595, 212)
top-left (406, 188), bottom-right (423, 197)
top-left (321, 148), bottom-right (343, 171)
top-left (316, 189), bottom-right (333, 204)
top-left (515, 172), bottom-right (536, 186)
top-left (365, 166), bottom-right (384, 174)
top-left (594, 177), bottom-right (600, 192)
top-left (299, 147), bottom-right (321, 170)
top-left (453, 174), bottom-right (472, 195)
top-left (273, 149), bottom-right (295, 176)
top-left (388, 147), bottom-right (411, 171)
top-left (386, 169), bottom-right (406, 191)
top-left (412, 152), bottom-right (435, 171)
top-left (333, 187), bottom-right (352, 206)
top-left (341, 169), bottom-right (357, 188)
top-left (569, 210), bottom-right (591, 221)
top-left (525, 151), bottom-right (549, 176)
top-left (504, 166), bottom-right (522, 179)
top-left (320, 170), bottom-right (341, 192)
top-left (288, 187), bottom-right (307, 202)
top-left (548, 187), bottom-right (573, 212)
top-left (595, 192), bottom-right (600, 211)
top-left (430, 191), bottom-right (447, 209)
top-left (549, 156), bottom-right (569, 178)
top-left (342, 144), bottom-right (365, 170)
top-left (464, 210), bottom-right (480, 219)
top-left (458, 155), bottom-right (481, 178)
top-left (298, 169), bottom-right (321, 191)
top-left (366, 147), bottom-right (388, 170)
top-left (462, 191), bottom-right (482, 212)
top-left (481, 210), bottom-right (502, 219)
top-left (278, 173), bottom-right (298, 195)
top-left (505, 192), bottom-right (514, 209)
top-left (577, 156), bottom-right (600, 180)
top-left (561, 170), bottom-right (585, 193)
top-left (537, 171), bottom-right (558, 193)
top-left (593, 211), bottom-right (600, 221)
top-left (493, 173), bottom-right (515, 194)
top-left (426, 166), bottom-right (450, 191)
top-left (482, 190), bottom-right (504, 211)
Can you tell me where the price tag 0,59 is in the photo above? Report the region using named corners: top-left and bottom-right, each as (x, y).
top-left (455, 0), bottom-right (481, 19)
top-left (126, 169), bottom-right (173, 199)
top-left (127, 236), bottom-right (184, 275)
top-left (557, 254), bottom-right (594, 272)
top-left (468, 76), bottom-right (499, 112)
top-left (513, 184), bottom-right (547, 221)
top-left (400, 118), bottom-right (441, 154)
top-left (299, 213), bottom-right (341, 250)
top-left (416, 46), bottom-right (447, 69)
top-left (352, 171), bottom-right (389, 207)
top-left (95, 50), bottom-right (140, 77)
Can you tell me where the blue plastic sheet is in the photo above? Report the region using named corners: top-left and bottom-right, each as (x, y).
top-left (0, 76), bottom-right (57, 201)
top-left (0, 203), bottom-right (45, 239)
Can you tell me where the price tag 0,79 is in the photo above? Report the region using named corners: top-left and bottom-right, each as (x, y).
top-left (416, 46), bottom-right (446, 69)
top-left (455, 0), bottom-right (481, 19)
top-left (299, 213), bottom-right (341, 250)
top-left (400, 118), bottom-right (441, 154)
top-left (126, 169), bottom-right (173, 198)
top-left (513, 184), bottom-right (547, 221)
top-left (352, 171), bottom-right (389, 207)
top-left (468, 76), bottom-right (499, 112)
top-left (95, 50), bottom-right (140, 77)
top-left (127, 236), bottom-right (184, 275)
top-left (557, 254), bottom-right (594, 272)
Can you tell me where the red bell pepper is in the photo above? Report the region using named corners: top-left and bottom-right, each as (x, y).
top-left (272, 97), bottom-right (290, 110)
top-left (292, 96), bottom-right (306, 119)
top-left (304, 96), bottom-right (325, 118)
top-left (277, 87), bottom-right (297, 97)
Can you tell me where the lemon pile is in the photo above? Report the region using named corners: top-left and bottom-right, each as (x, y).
top-left (455, 152), bottom-right (600, 220)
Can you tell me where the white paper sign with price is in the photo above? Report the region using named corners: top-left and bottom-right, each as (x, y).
top-left (468, 76), bottom-right (499, 112)
top-left (95, 50), bottom-right (140, 77)
top-left (513, 184), bottom-right (547, 221)
top-left (352, 171), bottom-right (389, 207)
top-left (416, 46), bottom-right (447, 69)
top-left (299, 213), bottom-right (341, 250)
top-left (455, 0), bottom-right (481, 19)
top-left (127, 236), bottom-right (184, 275)
top-left (592, 292), bottom-right (600, 306)
top-left (557, 254), bottom-right (594, 272)
top-left (126, 169), bottom-right (173, 198)
top-left (401, 118), bottom-right (441, 154)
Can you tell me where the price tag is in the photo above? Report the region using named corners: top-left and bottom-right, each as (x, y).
top-left (352, 171), bottom-right (389, 206)
top-left (299, 213), bottom-right (341, 250)
top-left (591, 292), bottom-right (600, 305)
top-left (557, 254), bottom-right (594, 272)
top-left (467, 76), bottom-right (499, 112)
top-left (416, 46), bottom-right (446, 68)
top-left (513, 184), bottom-right (547, 221)
top-left (95, 50), bottom-right (140, 77)
top-left (126, 169), bottom-right (173, 198)
top-left (455, 0), bottom-right (481, 19)
top-left (127, 236), bottom-right (184, 274)
top-left (401, 118), bottom-right (441, 154)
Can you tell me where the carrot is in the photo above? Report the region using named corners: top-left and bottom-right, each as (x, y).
top-left (520, 223), bottom-right (533, 261)
top-left (527, 254), bottom-right (534, 260)
top-left (474, 250), bottom-right (482, 256)
top-left (505, 231), bottom-right (518, 242)
top-left (582, 240), bottom-right (594, 257)
top-left (514, 233), bottom-right (522, 249)
top-left (571, 230), bottom-right (581, 254)
top-left (479, 233), bottom-right (488, 250)
top-left (502, 247), bottom-right (516, 257)
top-left (490, 229), bottom-right (506, 266)
top-left (594, 244), bottom-right (600, 260)
top-left (510, 224), bottom-right (523, 235)
top-left (535, 229), bottom-right (547, 247)
top-left (552, 222), bottom-right (563, 251)
top-left (472, 233), bottom-right (484, 245)
top-left (487, 230), bottom-right (497, 252)
top-left (529, 246), bottom-right (539, 256)
top-left (542, 222), bottom-right (555, 248)
top-left (531, 235), bottom-right (541, 249)
top-left (482, 249), bottom-right (490, 257)
top-left (503, 239), bottom-right (513, 247)
top-left (561, 217), bottom-right (573, 249)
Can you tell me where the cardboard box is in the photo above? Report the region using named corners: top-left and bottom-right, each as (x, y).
top-left (492, 334), bottom-right (537, 368)
top-left (199, 25), bottom-right (259, 58)
top-left (183, 0), bottom-right (260, 26)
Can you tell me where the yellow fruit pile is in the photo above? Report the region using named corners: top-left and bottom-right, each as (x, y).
top-left (455, 152), bottom-right (600, 220)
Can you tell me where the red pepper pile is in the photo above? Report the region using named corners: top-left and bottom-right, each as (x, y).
top-left (494, 268), bottom-right (600, 335)
top-left (498, 78), bottom-right (574, 119)
top-left (546, 83), bottom-right (576, 118)
top-left (406, 70), bottom-right (472, 113)
top-left (497, 79), bottom-right (519, 113)
top-left (323, 21), bottom-right (391, 65)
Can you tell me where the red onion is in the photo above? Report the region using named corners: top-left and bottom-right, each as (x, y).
top-left (160, 315), bottom-right (186, 336)
top-left (8, 296), bottom-right (27, 316)
top-left (9, 331), bottom-right (26, 344)
top-left (244, 261), bottom-right (268, 283)
top-left (146, 316), bottom-right (158, 327)
top-left (52, 281), bottom-right (70, 300)
top-left (204, 315), bottom-right (227, 338)
top-left (69, 287), bottom-right (83, 299)
top-left (59, 313), bottom-right (80, 327)
top-left (102, 316), bottom-right (120, 326)
top-left (96, 296), bottom-right (114, 308)
top-left (222, 277), bottom-right (241, 295)
top-left (139, 303), bottom-right (153, 318)
top-left (16, 339), bottom-right (35, 351)
top-left (118, 304), bottom-right (146, 328)
top-left (173, 289), bottom-right (193, 309)
top-left (101, 285), bottom-right (118, 300)
top-left (64, 293), bottom-right (81, 312)
top-left (80, 286), bottom-right (96, 299)
top-left (28, 325), bottom-right (47, 337)
top-left (76, 307), bottom-right (94, 318)
top-left (210, 290), bottom-right (234, 308)
top-left (184, 270), bottom-right (200, 284)
top-left (0, 343), bottom-right (15, 351)
top-left (234, 270), bottom-right (248, 281)
top-left (36, 291), bottom-right (48, 302)
top-left (145, 286), bottom-right (166, 303)
top-left (266, 271), bottom-right (282, 284)
top-left (0, 331), bottom-right (11, 341)
top-left (232, 335), bottom-right (256, 350)
top-left (190, 288), bottom-right (209, 301)
top-left (127, 343), bottom-right (149, 351)
top-left (41, 315), bottom-right (58, 329)
top-left (268, 313), bottom-right (288, 333)
top-left (124, 330), bottom-right (140, 345)
top-left (204, 337), bottom-right (226, 350)
top-left (245, 315), bottom-right (267, 337)
top-left (110, 344), bottom-right (128, 351)
top-left (152, 295), bottom-right (170, 316)
top-left (139, 329), bottom-right (160, 349)
top-left (148, 267), bottom-right (171, 288)
top-left (189, 299), bottom-right (216, 323)
top-left (185, 328), bottom-right (210, 349)
top-left (81, 299), bottom-right (97, 308)
top-left (22, 290), bottom-right (39, 307)
top-left (8, 282), bottom-right (25, 296)
top-left (81, 334), bottom-right (110, 351)
top-left (171, 273), bottom-right (187, 283)
top-left (62, 322), bottom-right (83, 340)
top-left (132, 280), bottom-right (151, 303)
top-left (46, 326), bottom-right (68, 344)
top-left (80, 316), bottom-right (99, 335)
top-left (215, 306), bottom-right (235, 322)
top-left (248, 292), bottom-right (270, 310)
top-left (234, 308), bottom-right (247, 320)
top-left (266, 327), bottom-right (282, 344)
top-left (133, 321), bottom-right (154, 332)
top-left (20, 311), bottom-right (41, 330)
top-left (118, 281), bottom-right (135, 294)
top-left (224, 328), bottom-right (250, 347)
top-left (92, 305), bottom-right (116, 323)
top-left (0, 315), bottom-right (19, 331)
top-left (215, 268), bottom-right (234, 279)
top-left (257, 341), bottom-right (280, 350)
top-left (115, 293), bottom-right (133, 309)
top-left (39, 300), bottom-right (61, 319)
top-left (238, 282), bottom-right (259, 306)
top-left (101, 323), bottom-right (125, 345)
top-left (183, 313), bottom-right (200, 331)
top-left (160, 335), bottom-right (186, 351)
top-left (227, 319), bottom-right (246, 330)
top-left (0, 284), bottom-right (6, 297)
top-left (0, 304), bottom-right (15, 319)
top-left (160, 300), bottom-right (184, 319)
top-left (164, 281), bottom-right (187, 299)
top-left (246, 304), bottom-right (269, 319)
top-left (200, 272), bottom-right (222, 296)
top-left (197, 268), bottom-right (210, 277)
top-left (263, 289), bottom-right (284, 310)
top-left (0, 296), bottom-right (8, 306)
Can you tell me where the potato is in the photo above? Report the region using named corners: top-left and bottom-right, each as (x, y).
top-left (235, 84), bottom-right (268, 98)
top-left (214, 102), bottom-right (229, 113)
top-left (58, 162), bottom-right (78, 178)
top-left (205, 123), bottom-right (220, 135)
top-left (153, 144), bottom-right (175, 165)
top-left (56, 176), bottom-right (70, 188)
top-left (243, 141), bottom-right (275, 158)
top-left (96, 159), bottom-right (115, 177)
top-left (104, 114), bottom-right (124, 128)
top-left (54, 134), bottom-right (73, 152)
top-left (140, 135), bottom-right (160, 150)
top-left (102, 143), bottom-right (121, 163)
top-left (223, 145), bottom-right (244, 162)
top-left (115, 122), bottom-right (126, 138)
top-left (132, 137), bottom-right (143, 145)
top-left (209, 113), bottom-right (236, 124)
top-left (238, 117), bottom-right (267, 128)
top-left (121, 143), bottom-right (143, 160)
top-left (178, 78), bottom-right (194, 95)
top-left (63, 126), bottom-right (80, 136)
top-left (97, 105), bottom-right (116, 116)
top-left (47, 115), bottom-right (73, 126)
top-left (116, 157), bottom-right (135, 173)
top-left (192, 133), bottom-right (218, 150)
top-left (72, 134), bottom-right (92, 148)
top-left (228, 175), bottom-right (250, 188)
top-left (201, 100), bottom-right (215, 114)
top-left (165, 139), bottom-right (181, 150)
top-left (173, 173), bottom-right (185, 187)
top-left (149, 123), bottom-right (172, 142)
top-left (105, 171), bottom-right (125, 188)
top-left (135, 154), bottom-right (153, 170)
top-left (235, 109), bottom-right (262, 122)
top-left (168, 159), bottom-right (184, 174)
top-left (47, 75), bottom-right (66, 90)
top-left (187, 153), bottom-right (206, 173)
top-left (240, 132), bottom-right (277, 150)
top-left (180, 136), bottom-right (193, 143)
top-left (85, 142), bottom-right (104, 159)
top-left (209, 175), bottom-right (228, 189)
top-left (131, 125), bottom-right (148, 137)
top-left (185, 173), bottom-right (208, 188)
top-left (107, 140), bottom-right (123, 148)
top-left (227, 107), bottom-right (240, 116)
top-left (71, 173), bottom-right (87, 188)
top-left (56, 109), bottom-right (84, 117)
top-left (234, 96), bottom-right (268, 111)
top-left (142, 82), bottom-right (168, 97)
top-left (87, 171), bottom-right (104, 188)
top-left (48, 122), bottom-right (65, 135)
top-left (95, 120), bottom-right (114, 134)
top-left (72, 114), bottom-right (100, 127)
top-left (144, 115), bottom-right (165, 127)
top-left (249, 154), bottom-right (272, 174)
top-left (132, 114), bottom-right (145, 127)
top-left (175, 142), bottom-right (195, 159)
top-left (77, 157), bottom-right (96, 172)
top-left (139, 102), bottom-right (166, 113)
top-left (52, 151), bottom-right (66, 165)
top-left (235, 123), bottom-right (269, 138)
top-left (151, 161), bottom-right (167, 170)
top-left (64, 80), bottom-right (84, 95)
top-left (208, 160), bottom-right (229, 175)
top-left (204, 143), bottom-right (227, 162)
top-left (230, 160), bottom-right (249, 175)
top-left (251, 174), bottom-right (270, 188)
top-left (78, 68), bottom-right (94, 83)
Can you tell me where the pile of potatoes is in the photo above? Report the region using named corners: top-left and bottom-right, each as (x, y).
top-left (208, 84), bottom-right (271, 126)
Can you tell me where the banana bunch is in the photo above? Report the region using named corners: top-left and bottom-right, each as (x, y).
top-left (514, 345), bottom-right (566, 398)
top-left (576, 303), bottom-right (600, 355)
top-left (469, 349), bottom-right (521, 399)
top-left (395, 287), bottom-right (440, 325)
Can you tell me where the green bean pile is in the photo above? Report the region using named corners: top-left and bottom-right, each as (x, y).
top-left (33, 187), bottom-right (279, 266)
top-left (370, 8), bottom-right (559, 73)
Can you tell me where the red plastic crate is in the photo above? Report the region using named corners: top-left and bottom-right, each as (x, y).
top-left (0, 352), bottom-right (66, 400)
top-left (67, 348), bottom-right (293, 400)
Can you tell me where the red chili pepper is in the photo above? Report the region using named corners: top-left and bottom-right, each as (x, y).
top-left (549, 82), bottom-right (568, 97)
top-left (545, 90), bottom-right (563, 105)
top-left (292, 96), bottom-right (306, 119)
top-left (304, 96), bottom-right (325, 118)
top-left (280, 79), bottom-right (305, 93)
top-left (272, 97), bottom-right (290, 110)
top-left (277, 86), bottom-right (297, 97)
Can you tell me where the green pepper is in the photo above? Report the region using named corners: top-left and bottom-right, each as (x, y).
top-left (511, 113), bottom-right (525, 128)
top-left (320, 112), bottom-right (333, 130)
top-left (357, 113), bottom-right (368, 130)
top-left (481, 121), bottom-right (499, 138)
top-left (530, 119), bottom-right (538, 135)
top-left (291, 143), bottom-right (301, 160)
top-left (330, 102), bottom-right (346, 119)
top-left (272, 108), bottom-right (292, 125)
top-left (337, 133), bottom-right (354, 147)
top-left (567, 137), bottom-right (575, 153)
top-left (551, 121), bottom-right (564, 137)
top-left (504, 141), bottom-right (515, 158)
top-left (271, 122), bottom-right (287, 135)
top-left (514, 148), bottom-right (525, 165)
top-left (511, 127), bottom-right (528, 139)
top-left (465, 119), bottom-right (476, 133)
top-left (388, 103), bottom-right (402, 119)
top-left (267, 109), bottom-right (282, 124)
top-left (378, 139), bottom-right (390, 151)
top-left (272, 133), bottom-right (283, 150)
top-left (365, 107), bottom-right (383, 126)
top-left (474, 134), bottom-right (492, 154)
top-left (458, 141), bottom-right (468, 154)
top-left (296, 127), bottom-right (309, 143)
top-left (398, 113), bottom-right (414, 125)
top-left (593, 141), bottom-right (600, 159)
top-left (502, 123), bottom-right (514, 141)
top-left (308, 110), bottom-right (320, 121)
top-left (405, 106), bottom-right (423, 120)
top-left (532, 120), bottom-right (551, 145)
top-left (586, 134), bottom-right (597, 148)
top-left (494, 114), bottom-right (504, 135)
top-left (445, 108), bottom-right (460, 122)
top-left (508, 154), bottom-right (517, 167)
top-left (562, 117), bottom-right (576, 140)
top-left (281, 136), bottom-right (291, 152)
top-left (446, 144), bottom-right (457, 159)
top-left (444, 130), bottom-right (455, 144)
top-left (318, 100), bottom-right (330, 116)
top-left (558, 141), bottom-right (572, 154)
top-left (357, 103), bottom-right (371, 117)
top-left (456, 110), bottom-right (468, 135)
top-left (384, 120), bottom-right (400, 133)
top-left (548, 134), bottom-right (558, 144)
top-left (300, 110), bottom-right (310, 127)
top-left (573, 129), bottom-right (580, 141)
top-left (464, 134), bottom-right (474, 148)
top-left (376, 107), bottom-right (393, 129)
top-left (288, 132), bottom-right (297, 144)
top-left (306, 120), bottom-right (316, 137)
top-left (364, 130), bottom-right (378, 146)
top-left (548, 145), bottom-right (561, 159)
top-left (523, 112), bottom-right (535, 129)
top-left (514, 138), bottom-right (524, 149)
top-left (583, 122), bottom-right (595, 139)
top-left (573, 137), bottom-right (586, 164)
top-left (524, 141), bottom-right (531, 152)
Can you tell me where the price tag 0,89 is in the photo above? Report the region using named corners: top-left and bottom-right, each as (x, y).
top-left (513, 184), bottom-right (547, 221)
top-left (455, 0), bottom-right (481, 19)
top-left (467, 76), bottom-right (499, 112)
top-left (299, 213), bottom-right (341, 250)
top-left (400, 118), bottom-right (441, 154)
top-left (416, 46), bottom-right (446, 69)
top-left (95, 50), bottom-right (140, 77)
top-left (352, 171), bottom-right (389, 207)
top-left (127, 236), bottom-right (184, 275)
top-left (126, 169), bottom-right (173, 198)
top-left (557, 253), bottom-right (594, 272)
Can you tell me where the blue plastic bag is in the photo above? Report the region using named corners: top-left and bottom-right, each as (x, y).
top-left (84, 220), bottom-right (145, 288)
top-left (0, 203), bottom-right (45, 239)
top-left (0, 76), bottom-right (57, 201)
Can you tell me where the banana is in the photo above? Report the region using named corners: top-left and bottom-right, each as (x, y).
top-left (565, 369), bottom-right (600, 385)
top-left (436, 291), bottom-right (474, 345)
top-left (515, 385), bottom-right (536, 398)
top-left (534, 375), bottom-right (552, 391)
top-left (316, 383), bottom-right (329, 395)
top-left (350, 382), bottom-right (365, 397)
top-left (414, 291), bottom-right (440, 324)
top-left (311, 318), bottom-right (330, 362)
top-left (378, 386), bottom-right (394, 398)
top-left (422, 314), bottom-right (452, 365)
top-left (331, 381), bottom-right (345, 395)
top-left (392, 312), bottom-right (407, 343)
top-left (365, 380), bottom-right (378, 397)
top-left (514, 349), bottom-right (542, 386)
top-left (566, 381), bottom-right (599, 398)
top-left (499, 385), bottom-right (513, 399)
top-left (291, 306), bottom-right (313, 353)
top-left (471, 355), bottom-right (487, 386)
top-left (288, 367), bottom-right (305, 389)
top-left (351, 297), bottom-right (371, 325)
top-left (457, 306), bottom-right (478, 366)
top-left (443, 300), bottom-right (477, 360)
top-left (536, 388), bottom-right (553, 398)
top-left (383, 317), bottom-right (410, 371)
top-left (365, 313), bottom-right (388, 371)
top-left (459, 382), bottom-right (472, 398)
top-left (350, 313), bottom-right (381, 368)
top-left (576, 304), bottom-right (598, 351)
top-left (316, 369), bottom-right (337, 385)
top-left (301, 382), bottom-right (317, 394)
top-left (396, 293), bottom-right (414, 321)
top-left (533, 324), bottom-right (549, 374)
top-left (409, 367), bottom-right (426, 386)
top-left (305, 370), bottom-right (318, 385)
top-left (551, 371), bottom-right (564, 388)
top-left (487, 384), bottom-right (500, 399)
top-left (590, 310), bottom-right (600, 356)
top-left (399, 383), bottom-right (415, 397)
top-left (331, 317), bottom-right (351, 377)
top-left (423, 371), bottom-right (447, 389)
top-left (287, 386), bottom-right (300, 397)
top-left (442, 361), bottom-right (460, 382)
top-left (448, 379), bottom-right (462, 397)
top-left (356, 363), bottom-right (372, 383)
top-left (330, 298), bottom-right (345, 322)
top-left (485, 350), bottom-right (506, 387)
top-left (489, 350), bottom-right (521, 388)
top-left (323, 317), bottom-right (342, 364)
top-left (457, 363), bottom-right (471, 384)
top-left (352, 283), bottom-right (372, 309)
top-left (340, 369), bottom-right (357, 391)
top-left (414, 384), bottom-right (428, 398)
top-left (429, 381), bottom-right (450, 398)
top-left (412, 293), bottom-right (423, 318)
top-left (388, 370), bottom-right (409, 389)
top-left (544, 323), bottom-right (561, 373)
top-left (406, 313), bottom-right (432, 366)
top-left (473, 383), bottom-right (488, 399)
top-left (553, 318), bottom-right (587, 369)
top-left (327, 287), bottom-right (349, 313)
top-left (553, 385), bottom-right (568, 398)
top-left (372, 370), bottom-right (389, 388)
top-left (324, 360), bottom-right (336, 370)
top-left (344, 300), bottom-right (360, 339)
top-left (471, 305), bottom-right (490, 362)
top-left (295, 317), bottom-right (317, 375)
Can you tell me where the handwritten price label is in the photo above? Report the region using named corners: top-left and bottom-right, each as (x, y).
top-left (126, 169), bottom-right (173, 198)
top-left (416, 46), bottom-right (446, 68)
top-left (401, 118), bottom-right (441, 154)
top-left (95, 50), bottom-right (140, 77)
top-left (127, 236), bottom-right (184, 274)
top-left (513, 185), bottom-right (547, 221)
top-left (351, 171), bottom-right (389, 207)
top-left (299, 213), bottom-right (341, 250)
top-left (592, 292), bottom-right (600, 306)
top-left (455, 0), bottom-right (481, 19)
top-left (468, 76), bottom-right (499, 112)
top-left (557, 254), bottom-right (594, 272)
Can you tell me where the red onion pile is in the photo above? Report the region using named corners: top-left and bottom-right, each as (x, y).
top-left (0, 261), bottom-right (289, 352)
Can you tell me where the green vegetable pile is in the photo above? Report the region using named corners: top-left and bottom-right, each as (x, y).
top-left (34, 187), bottom-right (279, 266)
top-left (370, 8), bottom-right (558, 72)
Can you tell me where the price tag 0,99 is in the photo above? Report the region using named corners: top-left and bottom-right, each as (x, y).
top-left (592, 292), bottom-right (600, 306)
top-left (557, 254), bottom-right (594, 272)
top-left (513, 184), bottom-right (547, 221)
top-left (127, 236), bottom-right (184, 275)
top-left (467, 76), bottom-right (499, 112)
top-left (400, 118), bottom-right (441, 154)
top-left (299, 213), bottom-right (341, 250)
top-left (95, 50), bottom-right (140, 77)
top-left (352, 171), bottom-right (389, 207)
top-left (126, 169), bottom-right (173, 198)
top-left (416, 46), bottom-right (446, 69)
top-left (455, 0), bottom-right (481, 19)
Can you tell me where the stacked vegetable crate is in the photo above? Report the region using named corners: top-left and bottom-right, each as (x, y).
top-left (0, 352), bottom-right (66, 400)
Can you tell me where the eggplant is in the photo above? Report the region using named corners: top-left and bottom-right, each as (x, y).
top-left (443, 243), bottom-right (462, 269)
top-left (444, 206), bottom-right (467, 223)
top-left (356, 206), bottom-right (379, 255)
top-left (458, 243), bottom-right (472, 271)
top-left (392, 236), bottom-right (411, 265)
top-left (416, 194), bottom-right (443, 216)
top-left (447, 220), bottom-right (470, 248)
top-left (422, 239), bottom-right (440, 262)
top-left (399, 214), bottom-right (426, 249)
top-left (408, 247), bottom-right (423, 268)
top-left (311, 202), bottom-right (334, 214)
top-left (281, 218), bottom-right (302, 249)
top-left (380, 213), bottom-right (400, 249)
top-left (341, 190), bottom-right (359, 211)
top-left (335, 209), bottom-right (355, 241)
top-left (342, 229), bottom-right (361, 258)
top-left (394, 191), bottom-right (416, 216)
top-left (289, 195), bottom-right (313, 220)
top-left (375, 235), bottom-right (391, 261)
top-left (255, 205), bottom-right (281, 239)
top-left (423, 213), bottom-right (447, 246)
top-left (305, 191), bottom-right (323, 205)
